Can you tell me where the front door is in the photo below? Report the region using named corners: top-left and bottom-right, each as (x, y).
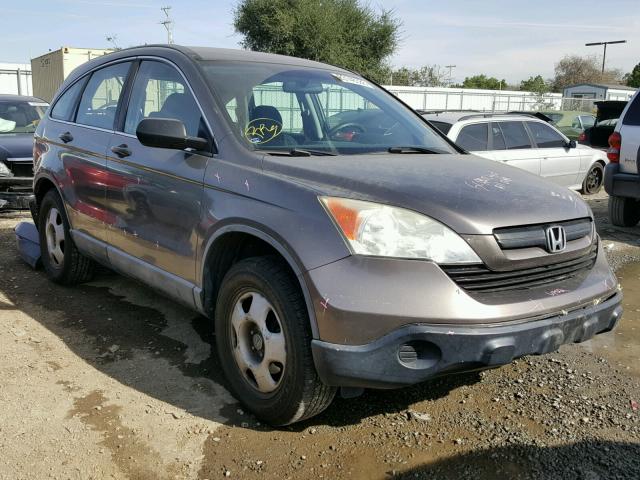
top-left (105, 60), bottom-right (211, 286)
top-left (525, 120), bottom-right (582, 188)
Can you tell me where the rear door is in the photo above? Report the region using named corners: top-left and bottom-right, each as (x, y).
top-left (525, 120), bottom-right (582, 188)
top-left (46, 61), bottom-right (133, 244)
top-left (105, 59), bottom-right (212, 287)
top-left (618, 92), bottom-right (640, 175)
top-left (483, 121), bottom-right (541, 176)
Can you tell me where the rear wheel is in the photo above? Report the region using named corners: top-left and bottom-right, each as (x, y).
top-left (581, 162), bottom-right (604, 195)
top-left (609, 195), bottom-right (640, 227)
top-left (215, 256), bottom-right (336, 425)
top-left (38, 189), bottom-right (95, 284)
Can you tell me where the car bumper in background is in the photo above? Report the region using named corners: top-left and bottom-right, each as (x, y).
top-left (605, 163), bottom-right (640, 199)
top-left (0, 176), bottom-right (34, 209)
top-left (312, 291), bottom-right (622, 389)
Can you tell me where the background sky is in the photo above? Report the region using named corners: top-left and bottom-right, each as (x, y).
top-left (4, 0), bottom-right (639, 84)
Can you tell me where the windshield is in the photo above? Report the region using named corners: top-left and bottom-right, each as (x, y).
top-left (198, 61), bottom-right (455, 155)
top-left (0, 100), bottom-right (48, 134)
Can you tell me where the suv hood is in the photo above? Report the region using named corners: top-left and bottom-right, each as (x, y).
top-left (264, 153), bottom-right (591, 235)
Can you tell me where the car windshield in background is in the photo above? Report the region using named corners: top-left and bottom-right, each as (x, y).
top-left (545, 113), bottom-right (564, 124)
top-left (0, 100), bottom-right (48, 134)
top-left (198, 61), bottom-right (455, 155)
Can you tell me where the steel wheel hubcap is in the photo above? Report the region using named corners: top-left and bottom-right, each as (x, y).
top-left (587, 168), bottom-right (601, 191)
top-left (230, 291), bottom-right (286, 394)
top-left (45, 207), bottom-right (65, 266)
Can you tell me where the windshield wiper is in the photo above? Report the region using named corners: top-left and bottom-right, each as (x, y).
top-left (257, 148), bottom-right (337, 157)
top-left (388, 146), bottom-right (441, 154)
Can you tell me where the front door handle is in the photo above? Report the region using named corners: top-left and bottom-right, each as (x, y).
top-left (59, 132), bottom-right (73, 143)
top-left (110, 144), bottom-right (131, 158)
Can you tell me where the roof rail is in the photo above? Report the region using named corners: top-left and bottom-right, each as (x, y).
top-left (458, 111), bottom-right (552, 122)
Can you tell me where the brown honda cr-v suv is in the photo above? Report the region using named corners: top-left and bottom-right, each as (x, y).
top-left (32, 45), bottom-right (622, 425)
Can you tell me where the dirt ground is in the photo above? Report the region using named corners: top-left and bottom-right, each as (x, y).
top-left (1, 191), bottom-right (640, 480)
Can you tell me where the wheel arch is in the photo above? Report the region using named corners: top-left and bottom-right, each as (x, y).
top-left (199, 223), bottom-right (319, 339)
top-left (33, 175), bottom-right (64, 225)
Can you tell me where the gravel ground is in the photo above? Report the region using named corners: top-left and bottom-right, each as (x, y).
top-left (1, 191), bottom-right (639, 480)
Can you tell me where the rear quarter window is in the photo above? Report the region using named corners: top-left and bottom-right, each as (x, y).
top-left (51, 79), bottom-right (85, 121)
top-left (622, 94), bottom-right (640, 126)
top-left (428, 120), bottom-right (452, 134)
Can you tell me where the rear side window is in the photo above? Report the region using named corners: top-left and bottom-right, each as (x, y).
top-left (622, 94), bottom-right (640, 126)
top-left (456, 123), bottom-right (488, 151)
top-left (51, 79), bottom-right (85, 121)
top-left (525, 121), bottom-right (566, 148)
top-left (124, 60), bottom-right (205, 138)
top-left (498, 121), bottom-right (532, 149)
top-left (490, 123), bottom-right (506, 150)
top-left (76, 62), bottom-right (131, 129)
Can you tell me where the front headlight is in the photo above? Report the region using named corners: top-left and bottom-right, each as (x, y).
top-left (320, 197), bottom-right (481, 264)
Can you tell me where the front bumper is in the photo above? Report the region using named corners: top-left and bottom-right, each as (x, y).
top-left (604, 163), bottom-right (640, 199)
top-left (312, 291), bottom-right (622, 388)
top-left (0, 176), bottom-right (33, 209)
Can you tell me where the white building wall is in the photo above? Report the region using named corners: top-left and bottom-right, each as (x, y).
top-left (0, 63), bottom-right (33, 96)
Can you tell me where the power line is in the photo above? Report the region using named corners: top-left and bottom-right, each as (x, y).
top-left (160, 6), bottom-right (174, 44)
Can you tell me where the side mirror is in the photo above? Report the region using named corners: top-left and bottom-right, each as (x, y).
top-left (566, 139), bottom-right (577, 149)
top-left (136, 118), bottom-right (209, 152)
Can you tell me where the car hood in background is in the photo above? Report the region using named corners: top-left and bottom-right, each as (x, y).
top-left (0, 133), bottom-right (34, 160)
top-left (264, 153), bottom-right (591, 235)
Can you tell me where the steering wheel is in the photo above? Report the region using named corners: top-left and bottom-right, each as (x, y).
top-left (328, 122), bottom-right (365, 141)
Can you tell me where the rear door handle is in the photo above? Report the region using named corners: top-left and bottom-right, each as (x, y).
top-left (59, 132), bottom-right (73, 143)
top-left (110, 144), bottom-right (131, 158)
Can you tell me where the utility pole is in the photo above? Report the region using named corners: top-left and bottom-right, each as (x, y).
top-left (105, 35), bottom-right (119, 50)
top-left (160, 6), bottom-right (174, 44)
top-left (445, 65), bottom-right (456, 86)
top-left (585, 40), bottom-right (626, 73)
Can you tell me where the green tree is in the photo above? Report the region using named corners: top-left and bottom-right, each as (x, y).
top-left (390, 65), bottom-right (448, 87)
top-left (461, 74), bottom-right (507, 90)
top-left (520, 75), bottom-right (550, 94)
top-left (626, 62), bottom-right (640, 88)
top-left (233, 0), bottom-right (401, 83)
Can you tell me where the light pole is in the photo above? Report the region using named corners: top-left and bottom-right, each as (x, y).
top-left (445, 64), bottom-right (456, 86)
top-left (585, 40), bottom-right (626, 73)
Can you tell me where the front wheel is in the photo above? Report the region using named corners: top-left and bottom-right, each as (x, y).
top-left (581, 163), bottom-right (604, 195)
top-left (214, 256), bottom-right (336, 425)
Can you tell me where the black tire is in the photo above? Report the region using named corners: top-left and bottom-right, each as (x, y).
top-left (38, 189), bottom-right (95, 284)
top-left (581, 162), bottom-right (604, 195)
top-left (609, 195), bottom-right (640, 227)
top-left (214, 256), bottom-right (336, 425)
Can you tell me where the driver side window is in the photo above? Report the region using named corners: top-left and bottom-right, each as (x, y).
top-left (76, 62), bottom-right (131, 129)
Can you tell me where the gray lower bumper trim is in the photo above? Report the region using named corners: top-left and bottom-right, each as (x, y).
top-left (312, 292), bottom-right (622, 389)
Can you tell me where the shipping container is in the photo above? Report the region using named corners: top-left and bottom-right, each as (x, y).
top-left (31, 47), bottom-right (114, 102)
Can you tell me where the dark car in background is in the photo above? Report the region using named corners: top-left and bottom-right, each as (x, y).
top-left (0, 95), bottom-right (48, 209)
top-left (579, 100), bottom-right (628, 150)
top-left (540, 110), bottom-right (595, 141)
top-left (33, 45), bottom-right (622, 425)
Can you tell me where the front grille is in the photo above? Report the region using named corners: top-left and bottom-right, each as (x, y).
top-left (494, 218), bottom-right (593, 250)
top-left (442, 244), bottom-right (598, 293)
top-left (6, 161), bottom-right (33, 177)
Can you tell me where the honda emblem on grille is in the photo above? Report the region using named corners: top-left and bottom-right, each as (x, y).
top-left (545, 226), bottom-right (566, 253)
